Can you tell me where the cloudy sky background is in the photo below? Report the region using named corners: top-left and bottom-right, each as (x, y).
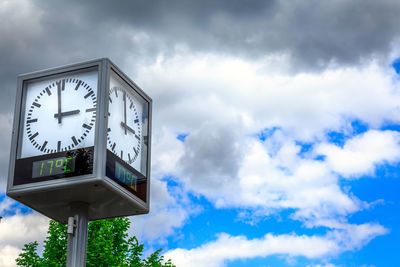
top-left (1, 0), bottom-right (400, 266)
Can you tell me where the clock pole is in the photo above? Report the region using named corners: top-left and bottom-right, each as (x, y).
top-left (66, 202), bottom-right (89, 267)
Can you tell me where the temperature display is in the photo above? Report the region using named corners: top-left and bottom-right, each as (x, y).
top-left (32, 156), bottom-right (75, 178)
top-left (115, 161), bottom-right (137, 191)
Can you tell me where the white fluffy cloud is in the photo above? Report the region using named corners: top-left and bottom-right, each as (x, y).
top-left (130, 178), bottom-right (192, 243)
top-left (0, 212), bottom-right (48, 267)
top-left (0, 245), bottom-right (20, 267)
top-left (137, 54), bottom-right (400, 141)
top-left (0, 198), bottom-right (48, 266)
top-left (164, 222), bottom-right (387, 267)
top-left (130, 128), bottom-right (192, 243)
top-left (316, 130), bottom-right (400, 177)
top-left (175, 129), bottom-right (382, 221)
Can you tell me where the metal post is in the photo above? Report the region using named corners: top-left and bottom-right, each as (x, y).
top-left (66, 202), bottom-right (89, 267)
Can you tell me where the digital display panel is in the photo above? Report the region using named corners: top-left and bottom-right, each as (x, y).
top-left (106, 150), bottom-right (147, 202)
top-left (115, 161), bottom-right (137, 191)
top-left (13, 146), bottom-right (94, 186)
top-left (32, 156), bottom-right (75, 178)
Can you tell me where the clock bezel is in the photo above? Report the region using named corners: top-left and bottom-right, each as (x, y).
top-left (17, 67), bottom-right (98, 158)
top-left (103, 63), bottom-right (152, 205)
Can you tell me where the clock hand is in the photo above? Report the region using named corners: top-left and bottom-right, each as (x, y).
top-left (54, 109), bottom-right (80, 119)
top-left (120, 121), bottom-right (138, 137)
top-left (123, 90), bottom-right (127, 135)
top-left (56, 80), bottom-right (64, 124)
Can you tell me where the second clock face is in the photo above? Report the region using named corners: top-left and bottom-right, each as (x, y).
top-left (19, 70), bottom-right (98, 158)
top-left (107, 85), bottom-right (142, 170)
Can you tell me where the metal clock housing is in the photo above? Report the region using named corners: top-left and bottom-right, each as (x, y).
top-left (6, 58), bottom-right (152, 223)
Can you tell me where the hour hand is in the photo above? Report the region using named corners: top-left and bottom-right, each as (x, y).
top-left (54, 109), bottom-right (80, 119)
top-left (121, 121), bottom-right (136, 135)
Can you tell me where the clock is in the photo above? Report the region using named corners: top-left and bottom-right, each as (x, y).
top-left (107, 72), bottom-right (143, 172)
top-left (8, 58), bottom-right (152, 224)
top-left (19, 69), bottom-right (98, 158)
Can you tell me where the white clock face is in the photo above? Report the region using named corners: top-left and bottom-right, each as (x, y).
top-left (19, 70), bottom-right (98, 158)
top-left (107, 75), bottom-right (143, 171)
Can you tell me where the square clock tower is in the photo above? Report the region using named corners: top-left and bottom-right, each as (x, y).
top-left (7, 58), bottom-right (152, 223)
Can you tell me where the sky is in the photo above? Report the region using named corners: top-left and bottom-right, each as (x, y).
top-left (1, 0), bottom-right (400, 266)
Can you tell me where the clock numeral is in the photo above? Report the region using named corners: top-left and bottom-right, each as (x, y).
top-left (120, 150), bottom-right (123, 159)
top-left (45, 87), bottom-right (51, 96)
top-left (111, 142), bottom-right (116, 150)
top-left (32, 102), bottom-right (41, 108)
top-left (130, 102), bottom-right (133, 109)
top-left (128, 153), bottom-right (131, 162)
top-left (40, 141), bottom-right (48, 152)
top-left (57, 141), bottom-right (61, 152)
top-left (27, 118), bottom-right (38, 123)
top-left (75, 80), bottom-right (82, 90)
top-left (71, 136), bottom-right (78, 146)
top-left (134, 119), bottom-right (139, 124)
top-left (29, 132), bottom-right (39, 141)
top-left (82, 123), bottom-right (92, 130)
top-left (133, 147), bottom-right (138, 156)
top-left (84, 91), bottom-right (94, 99)
top-left (85, 107), bottom-right (96, 112)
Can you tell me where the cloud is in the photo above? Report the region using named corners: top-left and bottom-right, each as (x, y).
top-left (137, 54), bottom-right (400, 141)
top-left (36, 0), bottom-right (400, 72)
top-left (164, 222), bottom-right (387, 267)
top-left (2, 0), bottom-right (399, 116)
top-left (1, 2), bottom-right (400, 265)
top-left (0, 212), bottom-right (48, 248)
top-left (316, 130), bottom-right (400, 177)
top-left (134, 54), bottom-right (400, 221)
top-left (173, 125), bottom-right (400, 233)
top-left (130, 128), bottom-right (194, 243)
top-left (130, 178), bottom-right (192, 243)
top-left (0, 245), bottom-right (20, 267)
top-left (178, 119), bottom-right (246, 198)
top-left (0, 211), bottom-right (49, 266)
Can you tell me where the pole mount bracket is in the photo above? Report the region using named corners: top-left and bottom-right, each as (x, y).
top-left (67, 216), bottom-right (76, 235)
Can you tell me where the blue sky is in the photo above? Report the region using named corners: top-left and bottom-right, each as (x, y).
top-left (2, 1), bottom-right (400, 266)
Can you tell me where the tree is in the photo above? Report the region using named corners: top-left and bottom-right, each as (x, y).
top-left (16, 217), bottom-right (175, 267)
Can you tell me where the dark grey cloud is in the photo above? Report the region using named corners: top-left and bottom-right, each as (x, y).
top-left (37, 0), bottom-right (400, 69)
top-left (2, 0), bottom-right (400, 113)
top-left (177, 120), bottom-right (244, 197)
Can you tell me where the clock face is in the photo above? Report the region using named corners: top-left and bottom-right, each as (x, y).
top-left (107, 74), bottom-right (143, 171)
top-left (107, 86), bottom-right (142, 170)
top-left (19, 70), bottom-right (98, 158)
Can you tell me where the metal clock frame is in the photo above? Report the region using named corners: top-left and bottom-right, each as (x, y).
top-left (7, 58), bottom-right (152, 223)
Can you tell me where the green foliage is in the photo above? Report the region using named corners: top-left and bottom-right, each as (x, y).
top-left (16, 218), bottom-right (175, 267)
top-left (41, 220), bottom-right (68, 266)
top-left (15, 242), bottom-right (42, 267)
